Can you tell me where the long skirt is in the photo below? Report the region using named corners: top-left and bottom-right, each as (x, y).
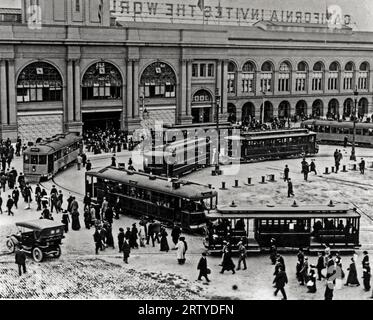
top-left (71, 215), bottom-right (81, 231)
top-left (160, 236), bottom-right (169, 252)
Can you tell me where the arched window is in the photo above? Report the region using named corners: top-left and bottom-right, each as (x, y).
top-left (242, 61), bottom-right (255, 93)
top-left (312, 62), bottom-right (324, 91)
top-left (242, 102), bottom-right (255, 122)
top-left (17, 62), bottom-right (63, 103)
top-left (312, 100), bottom-right (323, 117)
top-left (278, 61), bottom-right (291, 92)
top-left (82, 62), bottom-right (122, 100)
top-left (227, 61), bottom-right (237, 93)
top-left (358, 62), bottom-right (369, 90)
top-left (296, 62), bottom-right (307, 92)
top-left (193, 89), bottom-right (212, 103)
top-left (140, 62), bottom-right (176, 98)
top-left (296, 100), bottom-right (307, 118)
top-left (328, 99), bottom-right (339, 119)
top-left (358, 98), bottom-right (368, 118)
top-left (278, 101), bottom-right (290, 119)
top-left (343, 62), bottom-right (355, 90)
top-left (343, 98), bottom-right (353, 117)
top-left (328, 62), bottom-right (340, 90)
top-left (260, 61), bottom-right (273, 92)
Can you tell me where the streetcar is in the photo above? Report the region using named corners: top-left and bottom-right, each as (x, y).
top-left (301, 119), bottom-right (373, 146)
top-left (204, 204), bottom-right (361, 253)
top-left (225, 128), bottom-right (318, 162)
top-left (85, 167), bottom-right (218, 231)
top-left (23, 133), bottom-right (83, 182)
top-left (143, 136), bottom-right (211, 177)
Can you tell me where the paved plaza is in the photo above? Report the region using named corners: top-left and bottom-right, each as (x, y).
top-left (1, 144), bottom-right (373, 300)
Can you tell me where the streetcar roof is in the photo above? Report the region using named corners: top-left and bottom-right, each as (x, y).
top-left (24, 133), bottom-right (82, 154)
top-left (241, 129), bottom-right (308, 136)
top-left (302, 120), bottom-right (373, 129)
top-left (242, 132), bottom-right (314, 140)
top-left (87, 167), bottom-right (218, 200)
top-left (16, 219), bottom-right (65, 230)
top-left (205, 205), bottom-right (360, 219)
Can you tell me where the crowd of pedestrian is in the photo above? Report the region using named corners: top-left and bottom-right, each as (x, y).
top-left (83, 128), bottom-right (135, 154)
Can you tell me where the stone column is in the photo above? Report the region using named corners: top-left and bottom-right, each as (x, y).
top-left (186, 60), bottom-right (192, 116)
top-left (0, 60), bottom-right (8, 126)
top-left (215, 60), bottom-right (222, 121)
top-left (66, 59), bottom-right (74, 122)
top-left (126, 59), bottom-right (133, 119)
top-left (7, 59), bottom-right (17, 125)
top-left (74, 59), bottom-right (81, 122)
top-left (221, 60), bottom-right (228, 115)
top-left (273, 70), bottom-right (279, 95)
top-left (133, 59), bottom-right (139, 118)
top-left (179, 59), bottom-right (187, 118)
top-left (291, 71), bottom-right (297, 94)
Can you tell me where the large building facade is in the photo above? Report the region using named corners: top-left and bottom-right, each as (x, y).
top-left (0, 0), bottom-right (372, 141)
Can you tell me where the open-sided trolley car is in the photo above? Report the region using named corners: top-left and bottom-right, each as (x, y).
top-left (23, 133), bottom-right (82, 182)
top-left (85, 167), bottom-right (218, 231)
top-left (301, 119), bottom-right (373, 146)
top-left (204, 204), bottom-right (361, 253)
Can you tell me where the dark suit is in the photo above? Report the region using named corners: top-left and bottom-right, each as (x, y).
top-left (273, 270), bottom-right (288, 299)
top-left (197, 257), bottom-right (209, 281)
top-left (15, 249), bottom-right (26, 276)
top-left (122, 240), bottom-right (131, 263)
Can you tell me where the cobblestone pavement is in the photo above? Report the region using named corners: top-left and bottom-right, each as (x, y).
top-left (0, 258), bottom-right (203, 300)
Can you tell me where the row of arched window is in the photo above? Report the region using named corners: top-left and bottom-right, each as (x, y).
top-left (227, 60), bottom-right (370, 94)
top-left (229, 98), bottom-right (369, 123)
top-left (15, 60), bottom-right (371, 105)
top-left (16, 61), bottom-right (177, 103)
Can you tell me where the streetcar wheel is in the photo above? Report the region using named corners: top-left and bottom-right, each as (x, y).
top-left (6, 239), bottom-right (15, 253)
top-left (32, 247), bottom-right (44, 262)
top-left (54, 246), bottom-right (61, 258)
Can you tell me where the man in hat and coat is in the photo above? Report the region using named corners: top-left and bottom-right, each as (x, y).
top-left (362, 251), bottom-right (371, 291)
top-left (15, 244), bottom-right (27, 276)
top-left (122, 236), bottom-right (131, 264)
top-left (118, 228), bottom-right (125, 253)
top-left (273, 266), bottom-right (288, 300)
top-left (197, 252), bottom-right (210, 282)
top-left (236, 241), bottom-right (247, 271)
top-left (171, 224), bottom-right (181, 249)
top-left (220, 247), bottom-right (235, 274)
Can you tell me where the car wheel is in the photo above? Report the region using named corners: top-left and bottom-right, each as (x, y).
top-left (54, 246), bottom-right (61, 258)
top-left (32, 247), bottom-right (44, 262)
top-left (6, 239), bottom-right (15, 253)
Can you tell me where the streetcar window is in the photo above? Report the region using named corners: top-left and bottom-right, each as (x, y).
top-left (369, 129), bottom-right (373, 136)
top-left (56, 151), bottom-right (62, 159)
top-left (39, 155), bottom-right (47, 165)
top-left (24, 154), bottom-right (29, 163)
top-left (356, 129), bottom-right (362, 135)
top-left (31, 155), bottom-right (38, 165)
top-left (63, 148), bottom-right (68, 156)
top-left (344, 128), bottom-right (349, 134)
top-left (331, 127), bottom-right (337, 133)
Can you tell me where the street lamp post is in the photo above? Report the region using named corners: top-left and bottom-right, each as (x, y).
top-left (350, 87), bottom-right (358, 161)
top-left (212, 88), bottom-right (222, 176)
top-left (261, 90), bottom-right (266, 124)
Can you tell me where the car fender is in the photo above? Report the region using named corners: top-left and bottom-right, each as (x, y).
top-left (7, 235), bottom-right (20, 245)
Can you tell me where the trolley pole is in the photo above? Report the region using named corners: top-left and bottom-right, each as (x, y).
top-left (350, 87), bottom-right (358, 161)
top-left (212, 88), bottom-right (222, 176)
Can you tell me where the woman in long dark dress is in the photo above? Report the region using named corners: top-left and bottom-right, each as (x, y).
top-left (160, 228), bottom-right (169, 252)
top-left (345, 257), bottom-right (360, 286)
top-left (105, 222), bottom-right (115, 249)
top-left (220, 250), bottom-right (236, 274)
top-left (130, 224), bottom-right (138, 249)
top-left (61, 210), bottom-right (70, 233)
top-left (71, 210), bottom-right (81, 231)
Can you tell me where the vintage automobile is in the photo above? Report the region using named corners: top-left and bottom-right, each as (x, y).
top-left (6, 219), bottom-right (65, 262)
